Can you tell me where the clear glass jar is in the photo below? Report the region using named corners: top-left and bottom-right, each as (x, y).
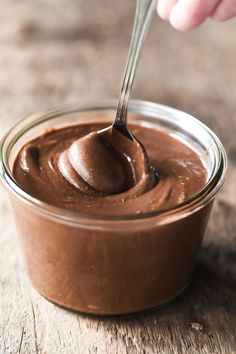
top-left (0, 99), bottom-right (227, 315)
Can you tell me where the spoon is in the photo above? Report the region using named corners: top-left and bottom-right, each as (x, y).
top-left (60, 0), bottom-right (157, 195)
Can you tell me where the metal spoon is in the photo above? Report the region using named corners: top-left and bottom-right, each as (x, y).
top-left (62, 0), bottom-right (157, 194)
top-left (114, 0), bottom-right (157, 137)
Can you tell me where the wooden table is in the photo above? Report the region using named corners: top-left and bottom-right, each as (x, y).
top-left (0, 1), bottom-right (235, 353)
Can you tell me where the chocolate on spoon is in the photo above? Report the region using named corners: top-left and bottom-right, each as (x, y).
top-left (59, 0), bottom-right (158, 195)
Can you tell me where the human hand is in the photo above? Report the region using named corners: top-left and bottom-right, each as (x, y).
top-left (157, 0), bottom-right (236, 31)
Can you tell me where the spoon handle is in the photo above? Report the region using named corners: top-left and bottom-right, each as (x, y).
top-left (114, 0), bottom-right (156, 131)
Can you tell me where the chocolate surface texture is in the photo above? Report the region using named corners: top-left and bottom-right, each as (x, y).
top-left (13, 122), bottom-right (207, 215)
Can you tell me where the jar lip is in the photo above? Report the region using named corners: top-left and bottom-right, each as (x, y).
top-left (0, 99), bottom-right (227, 224)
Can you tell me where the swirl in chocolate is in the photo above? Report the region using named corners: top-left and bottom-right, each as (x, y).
top-left (13, 122), bottom-right (207, 215)
top-left (58, 128), bottom-right (157, 195)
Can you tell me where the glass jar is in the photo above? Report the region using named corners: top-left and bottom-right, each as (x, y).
top-left (0, 99), bottom-right (227, 315)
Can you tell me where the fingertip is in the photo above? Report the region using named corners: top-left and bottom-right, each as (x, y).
top-left (168, 0), bottom-right (219, 31)
top-left (211, 0), bottom-right (236, 22)
top-left (169, 6), bottom-right (199, 31)
top-left (169, 13), bottom-right (193, 31)
top-left (157, 1), bottom-right (170, 20)
top-left (211, 12), bottom-right (228, 21)
top-left (157, 0), bottom-right (177, 21)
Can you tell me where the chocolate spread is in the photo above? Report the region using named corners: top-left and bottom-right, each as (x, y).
top-left (10, 119), bottom-right (212, 315)
top-left (13, 123), bottom-right (207, 215)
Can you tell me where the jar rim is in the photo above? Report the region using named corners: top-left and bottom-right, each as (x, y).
top-left (0, 99), bottom-right (227, 225)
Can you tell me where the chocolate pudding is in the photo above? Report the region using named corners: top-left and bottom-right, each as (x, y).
top-left (13, 123), bottom-right (206, 215)
top-left (0, 101), bottom-right (226, 315)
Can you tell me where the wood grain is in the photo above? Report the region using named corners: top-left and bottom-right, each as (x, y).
top-left (0, 1), bottom-right (236, 353)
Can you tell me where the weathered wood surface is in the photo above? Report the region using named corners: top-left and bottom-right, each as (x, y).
top-left (0, 1), bottom-right (236, 353)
